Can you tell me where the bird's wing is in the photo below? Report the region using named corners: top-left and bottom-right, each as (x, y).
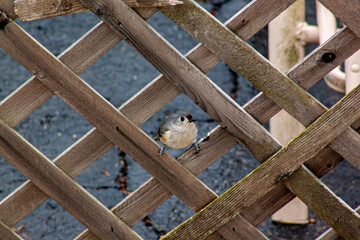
top-left (154, 122), bottom-right (169, 140)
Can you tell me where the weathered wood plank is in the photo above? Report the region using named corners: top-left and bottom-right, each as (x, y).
top-left (80, 0), bottom-right (281, 163)
top-left (0, 0), bottom-right (16, 19)
top-left (0, 75), bottom-right (180, 229)
top-left (318, 0), bottom-right (360, 37)
top-left (0, 120), bottom-right (141, 240)
top-left (160, 0), bottom-right (360, 170)
top-left (0, 18), bottom-right (216, 214)
top-left (161, 81), bottom-right (360, 239)
top-left (77, 126), bottom-right (267, 240)
top-left (1, 0), bottom-right (359, 237)
top-left (284, 165), bottom-right (360, 239)
top-left (316, 205), bottom-right (360, 240)
top-left (0, 221), bottom-right (21, 240)
top-left (14, 0), bottom-right (182, 21)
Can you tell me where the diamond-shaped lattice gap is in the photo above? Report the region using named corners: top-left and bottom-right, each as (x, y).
top-left (79, 40), bottom-right (162, 109)
top-left (16, 12), bottom-right (100, 56)
top-left (206, 62), bottom-right (260, 107)
top-left (0, 49), bottom-right (32, 101)
top-left (0, 156), bottom-right (27, 202)
top-left (147, 11), bottom-right (199, 56)
top-left (14, 95), bottom-right (93, 160)
top-left (13, 198), bottom-right (86, 239)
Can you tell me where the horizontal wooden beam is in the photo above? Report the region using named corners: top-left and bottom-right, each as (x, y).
top-left (14, 0), bottom-right (182, 21)
top-left (162, 79), bottom-right (360, 239)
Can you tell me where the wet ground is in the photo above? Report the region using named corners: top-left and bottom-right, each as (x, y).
top-left (0, 0), bottom-right (359, 239)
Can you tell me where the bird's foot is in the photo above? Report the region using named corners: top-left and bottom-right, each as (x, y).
top-left (159, 145), bottom-right (166, 155)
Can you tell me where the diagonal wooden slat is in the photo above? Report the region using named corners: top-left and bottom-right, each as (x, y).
top-left (77, 27), bottom-right (360, 240)
top-left (0, 0), bottom-right (295, 229)
top-left (161, 81), bottom-right (360, 239)
top-left (0, 0), bottom-right (358, 238)
top-left (160, 0), bottom-right (360, 170)
top-left (316, 205), bottom-right (360, 240)
top-left (0, 9), bottom-right (268, 240)
top-left (3, 7), bottom-right (358, 239)
top-left (0, 119), bottom-right (142, 240)
top-left (284, 165), bottom-right (360, 239)
top-left (80, 0), bottom-right (281, 162)
top-left (318, 0), bottom-right (360, 38)
top-left (0, 18), bottom-right (217, 214)
top-left (0, 221), bottom-right (21, 240)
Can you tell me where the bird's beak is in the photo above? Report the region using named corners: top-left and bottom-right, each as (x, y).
top-left (189, 119), bottom-right (196, 123)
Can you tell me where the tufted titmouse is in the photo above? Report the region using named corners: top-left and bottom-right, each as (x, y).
top-left (155, 109), bottom-right (199, 155)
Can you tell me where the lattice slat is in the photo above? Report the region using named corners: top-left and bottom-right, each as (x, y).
top-left (160, 0), bottom-right (360, 171)
top-left (0, 0), bottom-right (359, 239)
top-left (284, 166), bottom-right (360, 239)
top-left (0, 118), bottom-right (142, 239)
top-left (162, 80), bottom-right (360, 239)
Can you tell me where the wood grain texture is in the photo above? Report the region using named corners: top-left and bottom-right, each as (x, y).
top-left (0, 0), bottom-right (359, 239)
top-left (0, 221), bottom-right (21, 240)
top-left (161, 0), bottom-right (360, 170)
top-left (284, 166), bottom-right (360, 239)
top-left (161, 0), bottom-right (324, 126)
top-left (316, 205), bottom-right (360, 240)
top-left (80, 0), bottom-right (281, 163)
top-left (14, 0), bottom-right (182, 21)
top-left (318, 0), bottom-right (360, 37)
top-left (162, 81), bottom-right (360, 239)
top-left (0, 120), bottom-right (141, 240)
top-left (0, 0), bottom-right (16, 19)
top-left (0, 19), bottom-right (217, 214)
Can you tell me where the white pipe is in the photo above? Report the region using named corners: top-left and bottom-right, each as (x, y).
top-left (316, 1), bottom-right (346, 93)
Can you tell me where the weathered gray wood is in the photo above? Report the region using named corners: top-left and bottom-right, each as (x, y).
top-left (0, 120), bottom-right (141, 240)
top-left (284, 165), bottom-right (360, 239)
top-left (0, 221), bottom-right (21, 240)
top-left (14, 0), bottom-right (182, 21)
top-left (0, 18), bottom-right (217, 213)
top-left (318, 0), bottom-right (360, 37)
top-left (1, 0), bottom-right (359, 238)
top-left (0, 0), bottom-right (16, 19)
top-left (316, 205), bottom-right (360, 240)
top-left (161, 80), bottom-right (360, 239)
top-left (217, 214), bottom-right (268, 240)
top-left (161, 0), bottom-right (360, 170)
top-left (80, 0), bottom-right (281, 163)
top-left (161, 0), bottom-right (324, 126)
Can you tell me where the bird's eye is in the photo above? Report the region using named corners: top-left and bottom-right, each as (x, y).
top-left (180, 116), bottom-right (185, 121)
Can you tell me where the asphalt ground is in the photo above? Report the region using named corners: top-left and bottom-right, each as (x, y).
top-left (0, 0), bottom-right (359, 239)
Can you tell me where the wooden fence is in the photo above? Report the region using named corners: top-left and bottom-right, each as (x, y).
top-left (0, 0), bottom-right (359, 239)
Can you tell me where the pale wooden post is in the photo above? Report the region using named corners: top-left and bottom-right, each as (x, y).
top-left (269, 0), bottom-right (309, 224)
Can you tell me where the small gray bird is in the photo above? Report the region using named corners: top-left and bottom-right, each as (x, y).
top-left (155, 109), bottom-right (199, 155)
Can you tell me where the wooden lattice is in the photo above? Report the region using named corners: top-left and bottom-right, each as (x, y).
top-left (0, 0), bottom-right (359, 239)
